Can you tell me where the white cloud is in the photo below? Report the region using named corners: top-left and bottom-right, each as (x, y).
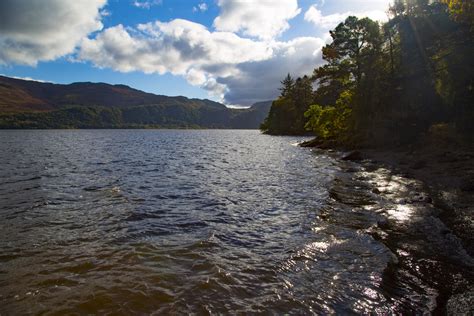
top-left (304, 5), bottom-right (388, 29)
top-left (199, 3), bottom-right (208, 11)
top-left (0, 74), bottom-right (52, 83)
top-left (101, 9), bottom-right (112, 17)
top-left (213, 0), bottom-right (301, 40)
top-left (79, 19), bottom-right (324, 105)
top-left (0, 0), bottom-right (106, 66)
top-left (132, 0), bottom-right (162, 9)
top-left (80, 19), bottom-right (272, 75)
top-left (193, 3), bottom-right (208, 13)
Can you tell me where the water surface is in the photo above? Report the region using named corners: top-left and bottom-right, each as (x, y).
top-left (0, 130), bottom-right (446, 314)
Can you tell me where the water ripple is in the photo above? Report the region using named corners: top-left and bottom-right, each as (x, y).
top-left (0, 130), bottom-right (446, 314)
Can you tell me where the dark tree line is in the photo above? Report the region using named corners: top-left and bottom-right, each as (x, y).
top-left (261, 0), bottom-right (473, 146)
top-left (260, 74), bottom-right (314, 135)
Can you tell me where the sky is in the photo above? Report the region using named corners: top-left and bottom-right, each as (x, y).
top-left (0, 0), bottom-right (392, 107)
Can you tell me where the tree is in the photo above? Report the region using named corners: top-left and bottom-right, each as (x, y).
top-left (261, 74), bottom-right (314, 135)
top-left (305, 90), bottom-right (353, 140)
top-left (263, 1), bottom-right (474, 141)
top-left (323, 16), bottom-right (382, 86)
top-left (279, 73), bottom-right (295, 98)
top-left (311, 16), bottom-right (385, 140)
top-left (442, 0), bottom-right (474, 31)
top-left (260, 97), bottom-right (299, 135)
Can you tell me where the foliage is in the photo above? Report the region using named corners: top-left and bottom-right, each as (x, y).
top-left (441, 0), bottom-right (474, 30)
top-left (262, 0), bottom-right (473, 144)
top-left (261, 97), bottom-right (298, 135)
top-left (304, 90), bottom-right (353, 140)
top-left (279, 73), bottom-right (295, 98)
top-left (323, 16), bottom-right (382, 85)
top-left (0, 103), bottom-right (271, 129)
top-left (261, 75), bottom-right (314, 135)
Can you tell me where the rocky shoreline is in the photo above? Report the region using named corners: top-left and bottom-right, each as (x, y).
top-left (301, 138), bottom-right (474, 314)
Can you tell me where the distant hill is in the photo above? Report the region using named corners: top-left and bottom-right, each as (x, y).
top-left (0, 75), bottom-right (271, 129)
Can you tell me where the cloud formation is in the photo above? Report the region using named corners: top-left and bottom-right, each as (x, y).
top-left (0, 0), bottom-right (106, 66)
top-left (79, 19), bottom-right (324, 105)
top-left (0, 74), bottom-right (52, 83)
top-left (304, 5), bottom-right (388, 29)
top-left (193, 3), bottom-right (208, 13)
top-left (132, 0), bottom-right (162, 9)
top-left (220, 37), bottom-right (324, 105)
top-left (213, 0), bottom-right (301, 40)
top-left (80, 19), bottom-right (272, 74)
top-left (0, 0), bottom-right (331, 105)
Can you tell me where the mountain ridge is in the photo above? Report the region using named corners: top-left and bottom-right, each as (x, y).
top-left (0, 75), bottom-right (271, 129)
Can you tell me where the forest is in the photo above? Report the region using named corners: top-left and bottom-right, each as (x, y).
top-left (0, 103), bottom-right (271, 129)
top-left (261, 0), bottom-right (473, 147)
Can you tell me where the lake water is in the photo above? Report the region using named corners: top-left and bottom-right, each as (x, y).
top-left (0, 130), bottom-right (461, 314)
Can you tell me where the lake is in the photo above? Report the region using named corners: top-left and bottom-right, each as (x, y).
top-left (0, 130), bottom-right (441, 314)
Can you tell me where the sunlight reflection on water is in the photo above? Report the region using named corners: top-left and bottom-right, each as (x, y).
top-left (0, 130), bottom-right (454, 314)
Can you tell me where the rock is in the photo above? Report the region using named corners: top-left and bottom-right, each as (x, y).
top-left (300, 138), bottom-right (323, 148)
top-left (377, 218), bottom-right (389, 228)
top-left (410, 192), bottom-right (432, 203)
top-left (341, 151), bottom-right (363, 161)
top-left (345, 167), bottom-right (359, 173)
top-left (372, 188), bottom-right (381, 194)
top-left (397, 198), bottom-right (408, 205)
top-left (446, 291), bottom-right (474, 315)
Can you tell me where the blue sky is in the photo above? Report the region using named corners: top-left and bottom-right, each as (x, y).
top-left (0, 0), bottom-right (391, 106)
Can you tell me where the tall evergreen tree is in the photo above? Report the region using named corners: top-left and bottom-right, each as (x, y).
top-left (279, 73), bottom-right (295, 98)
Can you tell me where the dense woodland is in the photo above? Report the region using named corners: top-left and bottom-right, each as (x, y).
top-left (0, 76), bottom-right (271, 129)
top-left (0, 103), bottom-right (271, 129)
top-left (261, 0), bottom-right (473, 146)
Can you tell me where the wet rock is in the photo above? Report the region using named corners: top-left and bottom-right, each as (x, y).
top-left (299, 138), bottom-right (322, 148)
top-left (446, 291), bottom-right (474, 315)
top-left (372, 188), bottom-right (381, 194)
top-left (440, 229), bottom-right (451, 235)
top-left (410, 192), bottom-right (432, 203)
top-left (345, 167), bottom-right (359, 173)
top-left (341, 151), bottom-right (363, 161)
top-left (377, 218), bottom-right (389, 228)
top-left (396, 198), bottom-right (408, 204)
top-left (329, 177), bottom-right (376, 206)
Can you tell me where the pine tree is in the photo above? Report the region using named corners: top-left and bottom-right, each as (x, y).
top-left (279, 73), bottom-right (295, 98)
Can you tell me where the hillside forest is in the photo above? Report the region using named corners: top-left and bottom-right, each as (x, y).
top-left (0, 76), bottom-right (271, 129)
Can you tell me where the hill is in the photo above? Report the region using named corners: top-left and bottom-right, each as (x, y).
top-left (0, 76), bottom-right (271, 129)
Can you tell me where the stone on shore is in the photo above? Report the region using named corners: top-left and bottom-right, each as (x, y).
top-left (341, 151), bottom-right (363, 161)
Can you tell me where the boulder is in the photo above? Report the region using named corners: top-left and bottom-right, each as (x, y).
top-left (299, 138), bottom-right (322, 148)
top-left (341, 151), bottom-right (363, 161)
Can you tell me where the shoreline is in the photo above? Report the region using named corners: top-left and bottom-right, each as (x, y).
top-left (0, 127), bottom-right (262, 130)
top-left (301, 138), bottom-right (474, 313)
